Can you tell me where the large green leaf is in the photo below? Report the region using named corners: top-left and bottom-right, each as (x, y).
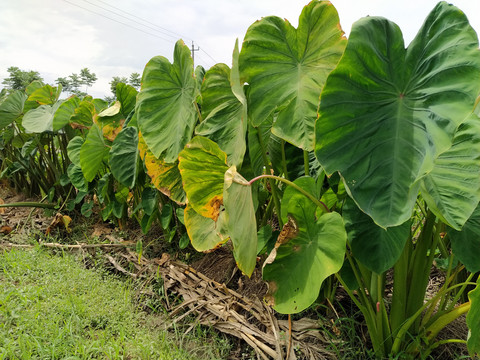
top-left (97, 103), bottom-right (125, 142)
top-left (116, 83), bottom-right (137, 116)
top-left (343, 198), bottom-right (410, 274)
top-left (67, 136), bottom-right (84, 167)
top-left (27, 84), bottom-right (60, 105)
top-left (315, 2), bottom-right (480, 228)
top-left (178, 136), bottom-right (229, 221)
top-left (280, 176), bottom-right (321, 225)
top-left (22, 101), bottom-right (63, 133)
top-left (67, 163), bottom-right (87, 192)
top-left (80, 124), bottom-right (108, 182)
top-left (136, 40), bottom-right (197, 162)
top-left (263, 191), bottom-right (346, 314)
top-left (449, 203), bottom-right (480, 273)
top-left (195, 62), bottom-right (247, 168)
top-left (138, 132), bottom-right (186, 205)
top-left (52, 96), bottom-right (80, 131)
top-left (184, 205), bottom-right (228, 252)
top-left (0, 91), bottom-right (27, 130)
top-left (109, 126), bottom-right (139, 188)
top-left (467, 278), bottom-right (480, 357)
top-left (70, 99), bottom-right (95, 129)
top-left (421, 114), bottom-right (480, 230)
top-left (239, 0), bottom-right (346, 150)
top-left (223, 166), bottom-right (257, 277)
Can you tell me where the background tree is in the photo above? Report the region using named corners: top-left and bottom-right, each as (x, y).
top-left (128, 72), bottom-right (141, 89)
top-left (68, 73), bottom-right (82, 95)
top-left (55, 68), bottom-right (97, 97)
top-left (109, 76), bottom-right (128, 96)
top-left (1, 66), bottom-right (43, 92)
top-left (79, 68), bottom-right (97, 93)
top-left (55, 77), bottom-right (71, 93)
top-left (106, 72), bottom-right (140, 101)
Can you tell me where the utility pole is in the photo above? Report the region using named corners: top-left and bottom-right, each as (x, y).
top-left (191, 41), bottom-right (199, 65)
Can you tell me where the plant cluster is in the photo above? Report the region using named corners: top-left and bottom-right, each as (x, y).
top-left (1, 1), bottom-right (480, 358)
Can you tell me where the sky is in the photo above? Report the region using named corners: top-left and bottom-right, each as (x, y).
top-left (1, 0), bottom-right (480, 99)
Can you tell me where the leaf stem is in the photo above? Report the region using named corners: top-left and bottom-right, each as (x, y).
top-left (256, 131), bottom-right (284, 228)
top-left (248, 174), bottom-right (329, 213)
top-left (303, 150), bottom-right (309, 176)
top-left (0, 202), bottom-right (56, 209)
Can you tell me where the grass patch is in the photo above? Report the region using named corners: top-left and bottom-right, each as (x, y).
top-left (0, 246), bottom-right (231, 359)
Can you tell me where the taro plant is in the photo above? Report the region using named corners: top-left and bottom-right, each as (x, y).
top-left (0, 81), bottom-right (74, 202)
top-left (314, 2), bottom-right (480, 356)
top-left (63, 83), bottom-right (147, 226)
top-left (133, 0), bottom-right (480, 358)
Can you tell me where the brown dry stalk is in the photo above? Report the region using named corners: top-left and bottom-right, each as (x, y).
top-left (120, 251), bottom-right (336, 360)
top-left (0, 240), bottom-right (336, 359)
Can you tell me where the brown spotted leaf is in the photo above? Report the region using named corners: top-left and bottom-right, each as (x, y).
top-left (178, 136), bottom-right (229, 221)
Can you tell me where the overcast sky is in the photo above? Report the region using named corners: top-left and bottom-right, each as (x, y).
top-left (1, 0), bottom-right (480, 98)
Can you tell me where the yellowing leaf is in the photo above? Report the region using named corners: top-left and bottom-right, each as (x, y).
top-left (138, 132), bottom-right (186, 204)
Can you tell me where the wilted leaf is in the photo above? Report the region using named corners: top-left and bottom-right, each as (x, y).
top-left (184, 205), bottom-right (228, 252)
top-left (178, 136), bottom-right (228, 220)
top-left (223, 166), bottom-right (257, 277)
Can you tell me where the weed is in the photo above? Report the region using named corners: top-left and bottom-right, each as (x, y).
top-left (0, 247), bottom-right (231, 359)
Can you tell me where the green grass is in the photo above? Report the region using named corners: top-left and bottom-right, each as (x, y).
top-left (0, 247), bottom-right (231, 359)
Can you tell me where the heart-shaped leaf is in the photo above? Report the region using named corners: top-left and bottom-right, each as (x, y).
top-left (138, 132), bottom-right (186, 205)
top-left (421, 114), bottom-right (480, 230)
top-left (0, 91), bottom-right (27, 130)
top-left (70, 99), bottom-right (95, 129)
top-left (80, 124), bottom-right (108, 182)
top-left (22, 101), bottom-right (63, 133)
top-left (136, 40), bottom-right (197, 162)
top-left (178, 136), bottom-right (229, 221)
top-left (67, 136), bottom-right (84, 167)
top-left (109, 126), bottom-right (139, 188)
top-left (67, 163), bottom-right (87, 192)
top-left (196, 61), bottom-right (247, 168)
top-left (263, 176), bottom-right (347, 313)
top-left (27, 84), bottom-right (60, 105)
top-left (239, 0), bottom-right (346, 150)
top-left (116, 82), bottom-right (137, 117)
top-left (315, 2), bottom-right (480, 228)
top-left (263, 210), bottom-right (346, 313)
top-left (52, 96), bottom-right (80, 131)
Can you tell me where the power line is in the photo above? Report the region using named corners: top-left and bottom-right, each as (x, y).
top-left (79, 0), bottom-right (217, 65)
top-left (199, 48), bottom-right (218, 64)
top-left (62, 0), bottom-right (175, 44)
top-left (64, 0), bottom-right (219, 69)
top-left (195, 53), bottom-right (216, 69)
top-left (79, 0), bottom-right (182, 41)
top-left (94, 0), bottom-right (191, 41)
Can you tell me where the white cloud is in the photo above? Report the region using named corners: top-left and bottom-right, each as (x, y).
top-left (1, 0), bottom-right (480, 99)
